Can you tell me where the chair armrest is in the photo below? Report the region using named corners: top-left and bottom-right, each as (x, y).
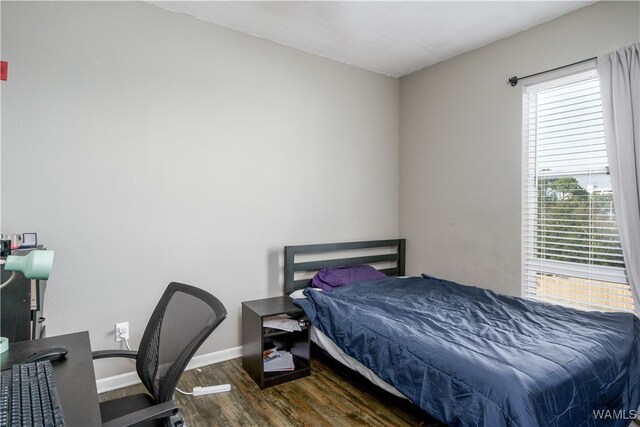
top-left (102, 400), bottom-right (179, 427)
top-left (92, 350), bottom-right (138, 360)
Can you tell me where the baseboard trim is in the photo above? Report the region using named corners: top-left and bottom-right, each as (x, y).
top-left (96, 346), bottom-right (242, 394)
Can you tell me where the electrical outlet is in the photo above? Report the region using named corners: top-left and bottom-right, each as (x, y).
top-left (115, 322), bottom-right (129, 342)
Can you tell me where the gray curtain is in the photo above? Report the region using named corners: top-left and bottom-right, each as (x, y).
top-left (598, 43), bottom-right (640, 312)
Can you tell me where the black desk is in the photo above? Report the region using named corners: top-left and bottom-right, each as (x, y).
top-left (1, 331), bottom-right (102, 426)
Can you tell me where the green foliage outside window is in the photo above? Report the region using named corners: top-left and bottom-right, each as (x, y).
top-left (536, 176), bottom-right (623, 268)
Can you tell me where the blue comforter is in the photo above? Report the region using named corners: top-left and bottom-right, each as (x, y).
top-left (295, 276), bottom-right (640, 427)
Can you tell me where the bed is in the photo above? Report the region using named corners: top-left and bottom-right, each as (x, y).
top-left (284, 239), bottom-right (640, 427)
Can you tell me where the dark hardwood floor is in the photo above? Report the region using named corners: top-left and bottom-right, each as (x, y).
top-left (100, 349), bottom-right (443, 426)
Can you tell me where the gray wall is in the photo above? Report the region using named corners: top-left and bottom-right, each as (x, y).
top-left (1, 2), bottom-right (399, 378)
top-left (4, 0), bottom-right (638, 381)
top-left (399, 1), bottom-right (640, 297)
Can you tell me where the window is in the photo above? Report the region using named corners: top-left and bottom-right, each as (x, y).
top-left (522, 69), bottom-right (633, 313)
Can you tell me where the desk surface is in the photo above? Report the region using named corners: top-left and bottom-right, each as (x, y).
top-left (1, 331), bottom-right (102, 426)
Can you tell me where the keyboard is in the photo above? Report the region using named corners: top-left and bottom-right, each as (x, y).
top-left (0, 360), bottom-right (66, 426)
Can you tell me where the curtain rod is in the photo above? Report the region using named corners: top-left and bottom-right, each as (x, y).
top-left (508, 56), bottom-right (597, 87)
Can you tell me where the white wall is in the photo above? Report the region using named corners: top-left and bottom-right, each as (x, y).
top-left (1, 1), bottom-right (399, 379)
top-left (399, 1), bottom-right (639, 296)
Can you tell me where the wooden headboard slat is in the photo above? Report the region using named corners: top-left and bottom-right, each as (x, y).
top-left (379, 267), bottom-right (400, 276)
top-left (293, 278), bottom-right (312, 289)
top-left (294, 253), bottom-right (399, 272)
top-left (284, 239), bottom-right (406, 294)
top-left (286, 239), bottom-right (403, 255)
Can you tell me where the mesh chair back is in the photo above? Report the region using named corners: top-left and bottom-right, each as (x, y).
top-left (136, 282), bottom-right (227, 403)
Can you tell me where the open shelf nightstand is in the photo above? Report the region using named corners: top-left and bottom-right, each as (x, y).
top-left (241, 296), bottom-right (310, 388)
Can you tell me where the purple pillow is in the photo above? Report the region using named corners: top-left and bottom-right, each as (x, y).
top-left (310, 264), bottom-right (388, 291)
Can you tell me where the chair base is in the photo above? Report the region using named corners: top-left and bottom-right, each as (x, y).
top-left (100, 393), bottom-right (179, 427)
top-left (169, 412), bottom-right (186, 427)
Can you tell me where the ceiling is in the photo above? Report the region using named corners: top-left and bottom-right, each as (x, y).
top-left (148, 1), bottom-right (594, 78)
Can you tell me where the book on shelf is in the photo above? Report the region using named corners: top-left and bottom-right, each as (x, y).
top-left (264, 350), bottom-right (295, 372)
top-left (263, 315), bottom-right (302, 332)
top-left (263, 347), bottom-right (281, 361)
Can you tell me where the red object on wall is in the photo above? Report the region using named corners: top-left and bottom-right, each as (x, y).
top-left (0, 61), bottom-right (7, 81)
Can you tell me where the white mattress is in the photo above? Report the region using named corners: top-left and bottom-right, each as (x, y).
top-left (310, 326), bottom-right (406, 399)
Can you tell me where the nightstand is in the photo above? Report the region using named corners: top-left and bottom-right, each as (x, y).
top-left (242, 296), bottom-right (310, 388)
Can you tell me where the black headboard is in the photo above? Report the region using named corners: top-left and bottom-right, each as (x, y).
top-left (284, 239), bottom-right (406, 294)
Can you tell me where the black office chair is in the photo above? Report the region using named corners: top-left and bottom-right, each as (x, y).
top-left (93, 282), bottom-right (227, 427)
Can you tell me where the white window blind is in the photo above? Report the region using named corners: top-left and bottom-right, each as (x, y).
top-left (522, 69), bottom-right (633, 313)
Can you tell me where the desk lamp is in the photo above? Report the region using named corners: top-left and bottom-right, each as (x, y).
top-left (0, 250), bottom-right (54, 353)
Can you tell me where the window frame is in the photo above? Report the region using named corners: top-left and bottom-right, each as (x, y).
top-left (520, 67), bottom-right (631, 313)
